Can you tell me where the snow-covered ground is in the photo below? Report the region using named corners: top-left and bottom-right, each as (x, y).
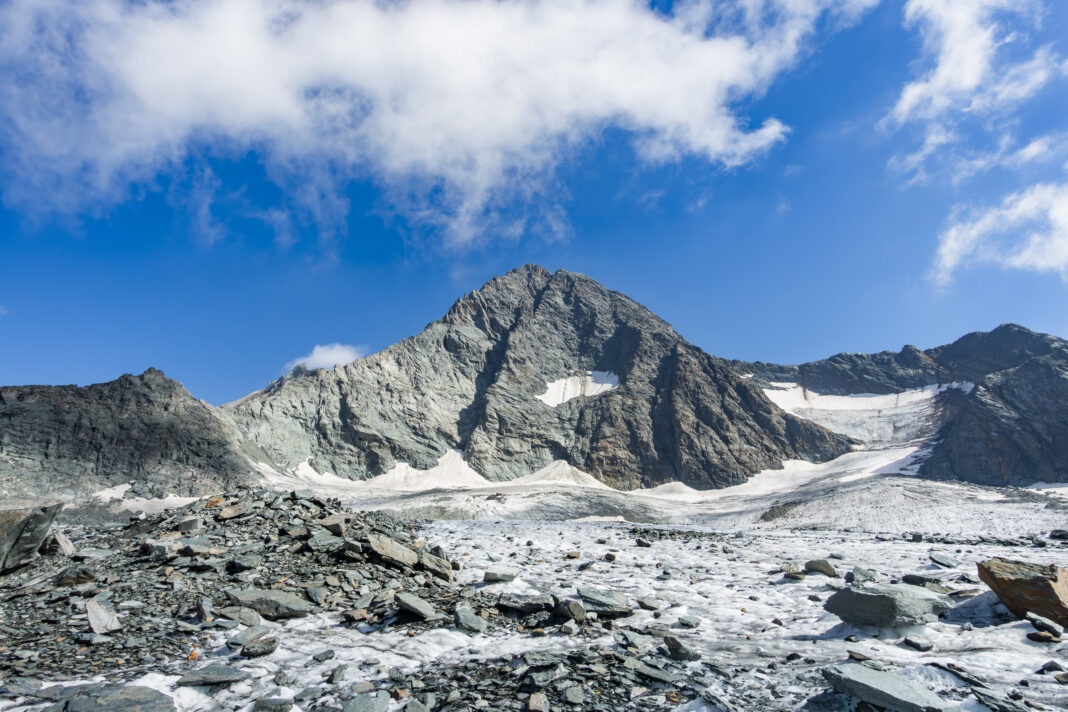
top-left (9, 521), bottom-right (1064, 712)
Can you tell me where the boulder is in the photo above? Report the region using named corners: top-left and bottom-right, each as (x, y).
top-left (497, 593), bottom-right (554, 614)
top-left (225, 588), bottom-right (313, 620)
top-left (822, 663), bottom-right (950, 712)
top-left (577, 587), bottom-right (632, 617)
top-left (0, 504), bottom-right (61, 571)
top-left (49, 684), bottom-right (176, 712)
top-left (455, 604), bottom-right (488, 633)
top-left (484, 565), bottom-right (518, 583)
top-left (395, 591), bottom-right (441, 620)
top-left (977, 558), bottom-right (1068, 627)
top-left (365, 533), bottom-right (418, 568)
top-left (824, 583), bottom-right (953, 627)
top-left (176, 665), bottom-right (250, 686)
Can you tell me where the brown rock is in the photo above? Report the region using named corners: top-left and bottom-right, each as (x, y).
top-left (977, 558), bottom-right (1068, 627)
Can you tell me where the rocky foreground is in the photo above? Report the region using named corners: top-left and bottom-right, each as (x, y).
top-left (1, 492), bottom-right (1068, 711)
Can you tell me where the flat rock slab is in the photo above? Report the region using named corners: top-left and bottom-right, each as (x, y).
top-left (177, 664), bottom-right (251, 687)
top-left (578, 587), bottom-right (632, 616)
top-left (366, 533), bottom-right (418, 567)
top-left (395, 591), bottom-right (441, 620)
top-left (824, 583), bottom-right (953, 627)
top-left (0, 504), bottom-right (61, 571)
top-left (342, 691), bottom-right (390, 712)
top-left (822, 663), bottom-right (950, 712)
top-left (226, 588), bottom-right (312, 620)
top-left (497, 592), bottom-right (554, 614)
top-left (484, 565), bottom-right (517, 583)
top-left (978, 558), bottom-right (1068, 627)
top-left (455, 604), bottom-right (488, 633)
top-left (46, 684), bottom-right (176, 712)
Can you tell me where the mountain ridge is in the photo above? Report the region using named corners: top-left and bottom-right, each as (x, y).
top-left (1, 265), bottom-right (1065, 498)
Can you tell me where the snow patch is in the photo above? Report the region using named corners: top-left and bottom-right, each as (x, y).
top-left (536, 371), bottom-right (618, 406)
top-left (763, 382), bottom-right (974, 447)
top-left (92, 483), bottom-right (132, 502)
top-left (502, 460), bottom-right (610, 490)
top-left (363, 450), bottom-right (492, 491)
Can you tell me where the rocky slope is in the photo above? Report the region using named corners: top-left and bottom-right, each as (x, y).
top-left (733, 324), bottom-right (1068, 486)
top-left (227, 265), bottom-right (851, 490)
top-left (0, 369), bottom-right (257, 499)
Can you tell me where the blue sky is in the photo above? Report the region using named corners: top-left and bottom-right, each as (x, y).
top-left (1, 0), bottom-right (1067, 404)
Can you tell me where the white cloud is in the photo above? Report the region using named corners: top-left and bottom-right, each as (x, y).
top-left (285, 343), bottom-right (368, 372)
top-left (886, 0), bottom-right (1067, 181)
top-left (0, 0), bottom-right (877, 245)
top-left (890, 0), bottom-right (1057, 125)
top-left (933, 181), bottom-right (1068, 285)
top-left (0, 306), bottom-right (7, 316)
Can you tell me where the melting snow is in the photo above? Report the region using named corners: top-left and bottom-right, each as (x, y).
top-left (536, 370), bottom-right (618, 406)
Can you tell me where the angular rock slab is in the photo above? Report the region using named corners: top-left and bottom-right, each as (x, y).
top-left (824, 583), bottom-right (953, 627)
top-left (0, 503), bottom-right (60, 571)
top-left (978, 558), bottom-right (1068, 627)
top-left (51, 684), bottom-right (176, 712)
top-left (395, 591), bottom-right (441, 620)
top-left (177, 664), bottom-right (250, 687)
top-left (225, 588), bottom-right (312, 620)
top-left (365, 533), bottom-right (418, 568)
top-left (822, 663), bottom-right (950, 712)
top-left (578, 587), bottom-right (632, 617)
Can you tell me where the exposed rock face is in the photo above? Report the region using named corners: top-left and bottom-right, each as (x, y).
top-left (226, 266), bottom-right (852, 489)
top-left (735, 324), bottom-right (1068, 486)
top-left (0, 369), bottom-right (256, 499)
top-left (0, 504), bottom-right (60, 571)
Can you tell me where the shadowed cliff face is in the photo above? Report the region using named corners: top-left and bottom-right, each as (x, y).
top-left (0, 369), bottom-right (256, 499)
top-left (226, 265), bottom-right (853, 489)
top-left (733, 324), bottom-right (1068, 487)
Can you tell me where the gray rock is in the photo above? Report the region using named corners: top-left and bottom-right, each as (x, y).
top-left (971, 688), bottom-right (1030, 712)
top-left (85, 599), bottom-right (122, 634)
top-left (0, 504), bottom-right (61, 571)
top-left (498, 593), bottom-right (554, 614)
top-left (241, 636), bottom-right (280, 658)
top-left (53, 529), bottom-right (76, 556)
top-left (664, 635), bottom-right (701, 661)
top-left (365, 534), bottom-right (418, 568)
top-left (929, 552), bottom-right (961, 568)
top-left (395, 592), bottom-right (441, 620)
top-left (253, 698), bottom-right (294, 712)
top-left (225, 588), bottom-right (313, 620)
top-left (227, 624), bottom-right (271, 649)
top-left (822, 663), bottom-right (951, 712)
top-left (58, 685), bottom-right (176, 712)
top-left (678, 616), bottom-right (701, 629)
top-left (824, 583), bottom-right (954, 627)
top-left (418, 551), bottom-right (452, 581)
top-left (455, 604), bottom-right (487, 633)
top-left (484, 565), bottom-right (518, 583)
top-left (1026, 611), bottom-right (1064, 637)
top-left (176, 664), bottom-right (250, 687)
top-left (903, 636), bottom-right (933, 652)
top-left (578, 587), bottom-right (632, 617)
top-left (342, 692), bottom-right (390, 712)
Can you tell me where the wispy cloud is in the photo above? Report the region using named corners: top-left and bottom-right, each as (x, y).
top-left (0, 306), bottom-right (8, 316)
top-left (0, 0), bottom-right (877, 247)
top-left (886, 0), bottom-right (1067, 181)
top-left (285, 343), bottom-right (368, 372)
top-left (934, 181), bottom-right (1068, 285)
